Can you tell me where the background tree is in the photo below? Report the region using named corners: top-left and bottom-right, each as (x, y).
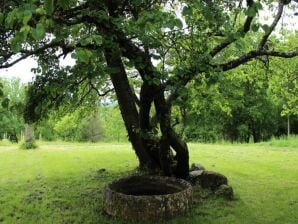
top-left (99, 106), bottom-right (127, 142)
top-left (1, 0), bottom-right (298, 178)
top-left (270, 55), bottom-right (298, 136)
top-left (0, 78), bottom-right (25, 142)
top-left (54, 112), bottom-right (79, 141)
top-left (80, 112), bottom-right (105, 142)
top-left (172, 59), bottom-right (283, 143)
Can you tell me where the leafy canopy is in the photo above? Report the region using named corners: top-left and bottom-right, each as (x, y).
top-left (0, 0), bottom-right (297, 123)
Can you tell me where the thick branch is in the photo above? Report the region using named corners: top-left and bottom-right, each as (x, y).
top-left (0, 39), bottom-right (97, 69)
top-left (0, 54), bottom-right (30, 69)
top-left (0, 41), bottom-right (64, 69)
top-left (220, 49), bottom-right (298, 71)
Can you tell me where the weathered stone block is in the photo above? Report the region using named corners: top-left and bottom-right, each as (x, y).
top-left (188, 170), bottom-right (204, 185)
top-left (196, 171), bottom-right (228, 190)
top-left (214, 184), bottom-right (234, 200)
top-left (190, 163), bottom-right (206, 171)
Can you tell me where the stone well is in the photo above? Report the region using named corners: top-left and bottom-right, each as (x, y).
top-left (103, 175), bottom-right (193, 221)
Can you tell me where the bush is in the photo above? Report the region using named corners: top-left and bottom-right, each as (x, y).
top-left (19, 141), bottom-right (38, 150)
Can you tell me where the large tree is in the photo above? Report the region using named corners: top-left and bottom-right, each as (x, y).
top-left (0, 0), bottom-right (297, 178)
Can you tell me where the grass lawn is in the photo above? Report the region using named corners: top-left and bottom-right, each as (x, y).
top-left (0, 141), bottom-right (298, 224)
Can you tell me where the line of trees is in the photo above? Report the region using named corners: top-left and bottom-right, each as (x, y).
top-left (36, 106), bottom-right (127, 142)
top-left (173, 54), bottom-right (298, 143)
top-left (0, 79), bottom-right (127, 142)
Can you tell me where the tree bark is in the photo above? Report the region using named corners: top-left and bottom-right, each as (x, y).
top-left (103, 44), bottom-right (157, 169)
top-left (104, 46), bottom-right (190, 177)
top-left (287, 115), bottom-right (290, 137)
top-left (155, 92), bottom-right (189, 179)
top-left (24, 124), bottom-right (35, 144)
top-left (102, 1), bottom-right (190, 178)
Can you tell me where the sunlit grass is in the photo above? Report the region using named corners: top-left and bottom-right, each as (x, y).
top-left (257, 135), bottom-right (298, 148)
top-left (0, 141), bottom-right (297, 223)
top-left (0, 139), bottom-right (14, 146)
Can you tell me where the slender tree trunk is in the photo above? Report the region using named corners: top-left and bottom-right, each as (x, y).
top-left (155, 93), bottom-right (189, 178)
top-left (24, 123), bottom-right (35, 146)
top-left (287, 115), bottom-right (290, 137)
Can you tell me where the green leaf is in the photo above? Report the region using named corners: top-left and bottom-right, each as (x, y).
top-left (261, 24), bottom-right (270, 33)
top-left (72, 48), bottom-right (93, 63)
top-left (164, 17), bottom-right (183, 30)
top-left (251, 24), bottom-right (259, 32)
top-left (80, 35), bottom-right (103, 47)
top-left (0, 12), bottom-right (4, 24)
top-left (35, 8), bottom-right (46, 15)
top-left (6, 9), bottom-right (18, 27)
top-left (182, 6), bottom-right (192, 17)
top-left (93, 35), bottom-right (103, 45)
top-left (10, 37), bottom-right (22, 53)
top-left (255, 2), bottom-right (263, 10)
top-left (20, 25), bottom-right (31, 38)
top-left (44, 0), bottom-right (54, 14)
top-left (57, 0), bottom-right (69, 9)
top-left (173, 18), bottom-right (183, 29)
top-left (22, 10), bottom-right (32, 25)
top-left (1, 98), bottom-right (10, 109)
top-left (80, 37), bottom-right (93, 46)
top-left (44, 19), bottom-right (53, 28)
top-left (32, 23), bottom-right (45, 40)
top-left (97, 10), bottom-right (109, 22)
top-left (246, 3), bottom-right (259, 17)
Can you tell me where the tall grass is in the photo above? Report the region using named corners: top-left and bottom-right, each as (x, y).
top-left (257, 135), bottom-right (298, 148)
top-left (0, 139), bottom-right (13, 146)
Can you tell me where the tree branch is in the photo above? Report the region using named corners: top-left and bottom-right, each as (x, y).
top-left (0, 40), bottom-right (63, 69)
top-left (209, 0), bottom-right (255, 57)
top-left (257, 2), bottom-right (284, 50)
top-left (219, 49), bottom-right (298, 71)
top-left (90, 83), bottom-right (114, 97)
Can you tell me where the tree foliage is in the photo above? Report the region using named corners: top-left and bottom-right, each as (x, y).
top-left (0, 77), bottom-right (25, 142)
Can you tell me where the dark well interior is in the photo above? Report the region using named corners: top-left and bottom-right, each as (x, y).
top-left (109, 176), bottom-right (188, 196)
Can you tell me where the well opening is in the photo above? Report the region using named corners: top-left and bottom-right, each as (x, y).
top-left (109, 176), bottom-right (186, 195)
top-left (103, 175), bottom-right (193, 221)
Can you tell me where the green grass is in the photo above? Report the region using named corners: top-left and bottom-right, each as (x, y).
top-left (0, 142), bottom-right (297, 224)
top-left (0, 139), bottom-right (14, 146)
top-left (257, 135), bottom-right (298, 148)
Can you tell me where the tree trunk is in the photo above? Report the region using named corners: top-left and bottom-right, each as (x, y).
top-left (103, 45), bottom-right (157, 170)
top-left (155, 92), bottom-right (189, 179)
top-left (101, 1), bottom-right (190, 178)
top-left (287, 115), bottom-right (290, 137)
top-left (104, 43), bottom-right (190, 177)
top-left (24, 124), bottom-right (35, 144)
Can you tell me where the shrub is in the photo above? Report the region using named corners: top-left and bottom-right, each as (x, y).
top-left (19, 141), bottom-right (38, 150)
